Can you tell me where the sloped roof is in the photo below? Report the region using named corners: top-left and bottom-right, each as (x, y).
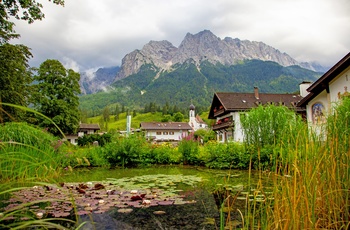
top-left (298, 52), bottom-right (350, 107)
top-left (195, 115), bottom-right (205, 123)
top-left (208, 92), bottom-right (303, 119)
top-left (140, 122), bottom-right (192, 130)
top-left (79, 123), bottom-right (100, 130)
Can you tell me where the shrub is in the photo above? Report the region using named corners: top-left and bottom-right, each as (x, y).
top-left (150, 143), bottom-right (181, 164)
top-left (241, 105), bottom-right (304, 148)
top-left (77, 133), bottom-right (112, 147)
top-left (103, 134), bottom-right (151, 168)
top-left (178, 139), bottom-right (201, 165)
top-left (204, 142), bottom-right (250, 169)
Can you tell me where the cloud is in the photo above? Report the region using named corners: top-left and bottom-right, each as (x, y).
top-left (62, 57), bottom-right (80, 72)
top-left (9, 0), bottom-right (350, 71)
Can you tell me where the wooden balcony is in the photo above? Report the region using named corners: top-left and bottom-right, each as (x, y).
top-left (212, 121), bottom-right (234, 131)
top-left (214, 108), bottom-right (225, 117)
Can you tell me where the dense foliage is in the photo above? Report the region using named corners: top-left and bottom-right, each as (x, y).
top-left (77, 133), bottom-right (112, 147)
top-left (0, 44), bottom-right (32, 122)
top-left (241, 105), bottom-right (304, 147)
top-left (0, 122), bottom-right (63, 182)
top-left (79, 60), bottom-right (321, 114)
top-left (0, 0), bottom-right (64, 44)
top-left (32, 59), bottom-right (81, 136)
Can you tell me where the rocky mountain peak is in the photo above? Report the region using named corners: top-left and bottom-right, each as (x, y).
top-left (115, 30), bottom-right (317, 81)
top-left (141, 40), bottom-right (177, 66)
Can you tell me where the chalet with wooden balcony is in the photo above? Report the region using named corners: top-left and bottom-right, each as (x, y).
top-left (208, 87), bottom-right (305, 142)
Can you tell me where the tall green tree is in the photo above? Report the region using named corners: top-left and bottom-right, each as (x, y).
top-left (102, 106), bottom-right (110, 122)
top-left (0, 0), bottom-right (64, 44)
top-left (173, 112), bottom-right (184, 122)
top-left (33, 59), bottom-right (81, 136)
top-left (0, 43), bottom-right (32, 122)
top-left (114, 104), bottom-right (120, 121)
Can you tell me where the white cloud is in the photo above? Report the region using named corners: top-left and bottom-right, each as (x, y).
top-left (10, 0), bottom-right (350, 70)
top-left (62, 57), bottom-right (80, 72)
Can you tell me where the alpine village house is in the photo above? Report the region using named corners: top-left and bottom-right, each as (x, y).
top-left (297, 52), bottom-right (350, 134)
top-left (208, 87), bottom-right (305, 142)
top-left (140, 104), bottom-right (208, 142)
top-left (208, 52), bottom-right (350, 143)
top-left (65, 123), bottom-right (101, 145)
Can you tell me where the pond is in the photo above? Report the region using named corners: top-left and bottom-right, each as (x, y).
top-left (2, 166), bottom-right (273, 229)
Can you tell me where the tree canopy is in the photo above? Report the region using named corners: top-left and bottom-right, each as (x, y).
top-left (0, 0), bottom-right (64, 44)
top-left (0, 43), bottom-right (33, 122)
top-left (33, 59), bottom-right (81, 136)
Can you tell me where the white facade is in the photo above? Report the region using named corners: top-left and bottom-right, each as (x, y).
top-left (215, 112), bottom-right (244, 143)
top-left (140, 122), bottom-right (193, 142)
top-left (299, 53), bottom-right (350, 131)
top-left (145, 130), bottom-right (188, 142)
top-left (188, 104), bottom-right (208, 131)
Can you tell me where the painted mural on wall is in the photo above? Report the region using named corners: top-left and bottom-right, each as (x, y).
top-left (312, 103), bottom-right (326, 124)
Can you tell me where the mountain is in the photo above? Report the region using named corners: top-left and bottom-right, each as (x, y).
top-left (79, 30), bottom-right (323, 113)
top-left (79, 66), bottom-right (120, 95)
top-left (79, 59), bottom-right (321, 114)
top-left (115, 30), bottom-right (322, 81)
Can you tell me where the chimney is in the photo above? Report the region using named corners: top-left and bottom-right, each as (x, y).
top-left (254, 87), bottom-right (259, 99)
top-left (299, 81), bottom-right (312, 97)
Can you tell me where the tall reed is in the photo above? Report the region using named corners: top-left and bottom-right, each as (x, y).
top-left (228, 101), bottom-right (350, 229)
top-left (0, 122), bottom-right (63, 184)
top-left (263, 97), bottom-right (350, 229)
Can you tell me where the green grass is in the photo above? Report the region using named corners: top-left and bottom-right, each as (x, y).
top-left (87, 112), bottom-right (164, 131)
top-left (87, 111), bottom-right (212, 132)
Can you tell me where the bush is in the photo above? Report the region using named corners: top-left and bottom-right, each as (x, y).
top-left (241, 105), bottom-right (304, 148)
top-left (150, 143), bottom-right (181, 164)
top-left (77, 133), bottom-right (112, 147)
top-left (193, 129), bottom-right (216, 143)
top-left (204, 142), bottom-right (250, 169)
top-left (59, 146), bottom-right (110, 168)
top-left (103, 134), bottom-right (151, 168)
top-left (178, 139), bottom-right (201, 165)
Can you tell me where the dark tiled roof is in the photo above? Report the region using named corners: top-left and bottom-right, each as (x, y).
top-left (209, 92), bottom-right (303, 119)
top-left (79, 123), bottom-right (100, 130)
top-left (298, 52), bottom-right (350, 107)
top-left (140, 122), bottom-right (192, 130)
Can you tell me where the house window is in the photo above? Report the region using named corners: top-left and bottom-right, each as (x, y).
top-left (312, 103), bottom-right (325, 124)
top-left (156, 131), bottom-right (161, 135)
top-left (163, 132), bottom-right (168, 135)
top-left (169, 132), bottom-right (174, 135)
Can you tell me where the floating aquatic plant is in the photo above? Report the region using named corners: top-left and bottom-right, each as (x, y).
top-left (1, 174), bottom-right (203, 221)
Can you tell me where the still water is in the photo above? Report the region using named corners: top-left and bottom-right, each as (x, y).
top-left (59, 166), bottom-right (268, 229)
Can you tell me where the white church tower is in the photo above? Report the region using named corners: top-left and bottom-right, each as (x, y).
top-left (189, 104), bottom-right (196, 124)
top-left (188, 103), bottom-right (208, 131)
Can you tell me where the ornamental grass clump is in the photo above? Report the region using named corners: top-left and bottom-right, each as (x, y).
top-left (0, 122), bottom-right (63, 184)
top-left (263, 97), bottom-right (350, 229)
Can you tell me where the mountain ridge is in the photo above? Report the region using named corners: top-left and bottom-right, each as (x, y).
top-left (79, 30), bottom-right (326, 96)
top-left (114, 30), bottom-right (324, 82)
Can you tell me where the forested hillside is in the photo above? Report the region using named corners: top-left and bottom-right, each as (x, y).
top-left (79, 59), bottom-right (321, 116)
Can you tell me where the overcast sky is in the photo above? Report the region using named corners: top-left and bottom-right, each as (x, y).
top-left (11, 0), bottom-right (350, 72)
